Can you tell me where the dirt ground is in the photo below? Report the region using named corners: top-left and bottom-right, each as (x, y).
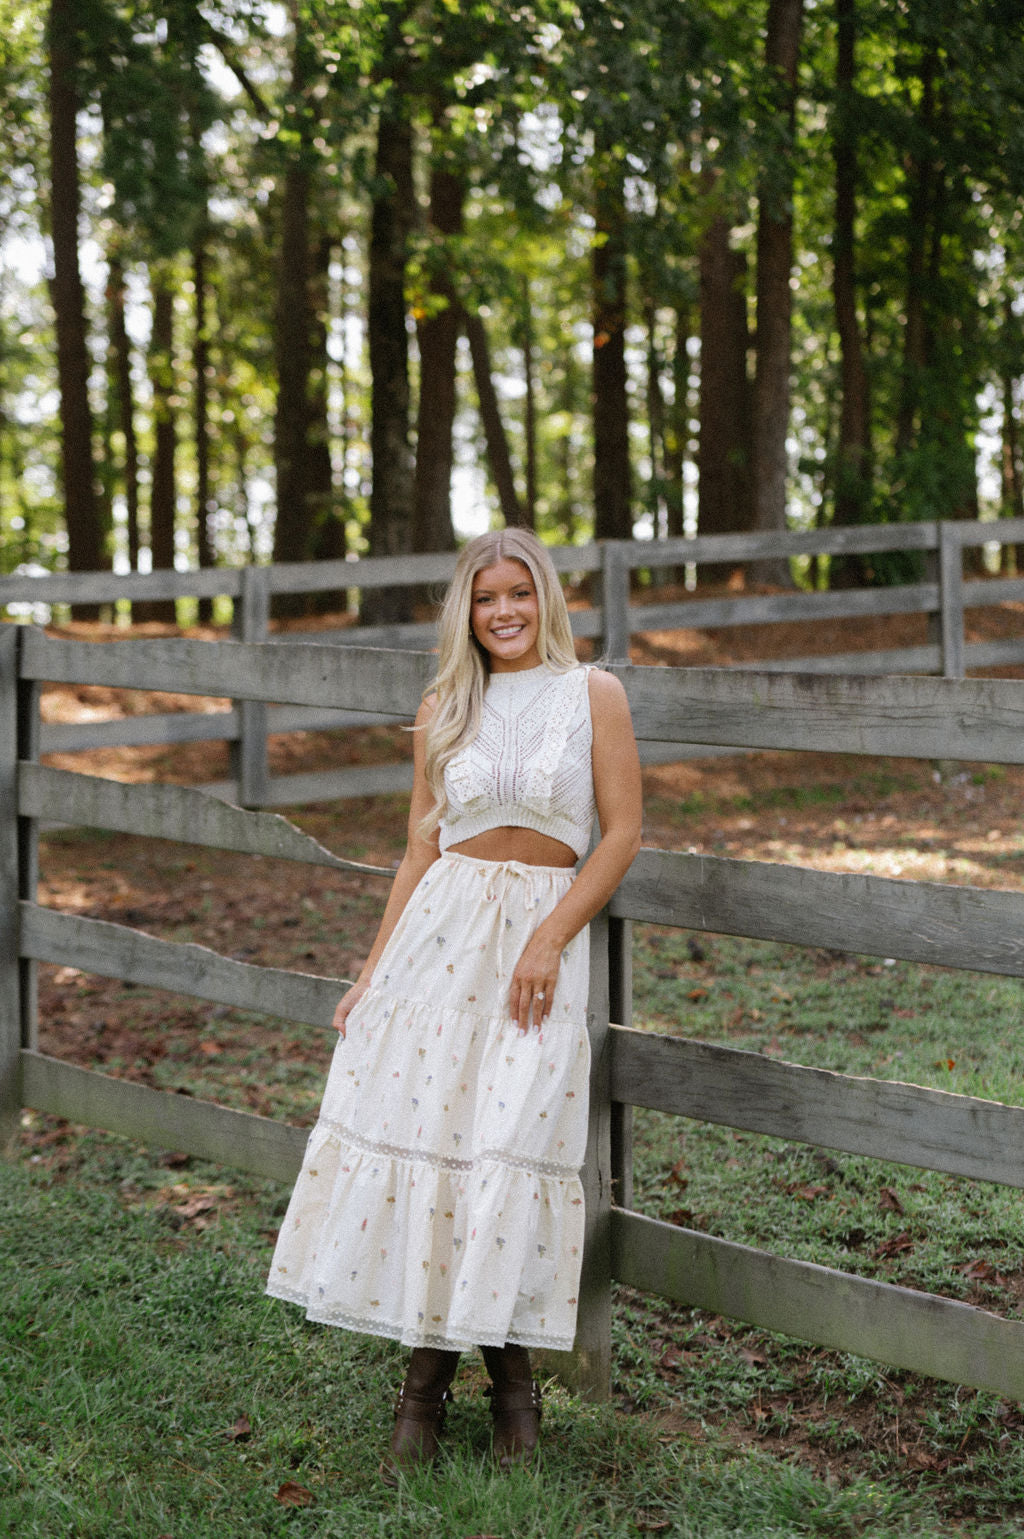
top-left (19, 595), bottom-right (1024, 1502)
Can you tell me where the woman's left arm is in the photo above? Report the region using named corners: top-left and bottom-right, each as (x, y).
top-left (509, 669), bottom-right (642, 1031)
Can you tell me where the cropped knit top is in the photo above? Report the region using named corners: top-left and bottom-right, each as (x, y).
top-left (438, 664), bottom-right (597, 860)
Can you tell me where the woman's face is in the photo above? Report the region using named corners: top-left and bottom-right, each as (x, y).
top-left (469, 558), bottom-right (542, 672)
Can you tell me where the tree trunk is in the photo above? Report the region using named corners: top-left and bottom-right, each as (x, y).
top-left (895, 50), bottom-right (937, 461)
top-left (592, 155), bottom-right (632, 541)
top-left (698, 213), bottom-right (752, 544)
top-left (272, 147), bottom-right (313, 580)
top-left (193, 229), bottom-right (214, 620)
top-left (832, 0), bottom-right (871, 532)
top-left (142, 270), bottom-right (177, 623)
top-left (366, 103), bottom-right (416, 623)
top-left (47, 0), bottom-right (103, 603)
top-left (750, 0), bottom-right (804, 583)
top-left (828, 0), bottom-right (875, 586)
top-left (412, 154), bottom-right (463, 553)
top-left (521, 276), bottom-right (538, 529)
top-left (1003, 359), bottom-right (1024, 575)
top-left (106, 252), bottom-right (140, 574)
top-left (309, 232), bottom-right (346, 602)
top-left (643, 293), bottom-right (666, 540)
top-left (465, 310), bottom-right (524, 528)
top-left (664, 307), bottom-right (690, 542)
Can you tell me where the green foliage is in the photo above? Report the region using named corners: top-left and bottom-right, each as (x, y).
top-left (5, 0), bottom-right (1024, 568)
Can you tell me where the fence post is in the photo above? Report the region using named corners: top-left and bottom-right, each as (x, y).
top-left (938, 522), bottom-right (966, 680)
top-left (231, 565), bottom-right (271, 807)
top-left (16, 664), bottom-right (39, 1053)
top-left (555, 903), bottom-right (614, 1400)
top-left (600, 542), bottom-right (631, 662)
top-left (0, 625), bottom-right (21, 1144)
top-left (609, 915), bottom-right (633, 1211)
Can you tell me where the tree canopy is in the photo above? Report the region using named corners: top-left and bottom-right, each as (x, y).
top-left (2, 0), bottom-right (1024, 595)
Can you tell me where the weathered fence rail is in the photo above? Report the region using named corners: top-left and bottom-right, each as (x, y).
top-left (4, 516), bottom-right (1024, 809)
top-left (4, 627), bottom-right (1024, 1402)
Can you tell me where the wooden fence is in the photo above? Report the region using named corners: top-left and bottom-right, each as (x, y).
top-left (4, 627), bottom-right (1024, 1401)
top-left (3, 514), bottom-right (1024, 809)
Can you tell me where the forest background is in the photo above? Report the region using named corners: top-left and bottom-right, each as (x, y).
top-left (3, 0), bottom-right (1024, 622)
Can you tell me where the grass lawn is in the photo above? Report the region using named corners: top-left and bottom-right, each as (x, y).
top-left (7, 749), bottom-right (1024, 1537)
top-left (5, 930), bottom-right (1024, 1536)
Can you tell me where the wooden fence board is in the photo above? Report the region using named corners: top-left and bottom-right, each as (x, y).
top-left (18, 764), bottom-right (395, 876)
top-left (199, 763), bottom-right (416, 805)
top-left (40, 709), bottom-right (239, 752)
top-left (38, 703), bottom-right (408, 754)
top-left (737, 644), bottom-right (941, 676)
top-left (20, 631), bottom-right (432, 713)
top-left (612, 847), bottom-right (1024, 976)
top-left (19, 904), bottom-right (345, 1027)
top-left (613, 664), bottom-right (1024, 760)
top-left (629, 582), bottom-right (938, 636)
top-left (20, 1050), bottom-right (306, 1183)
top-left (611, 1209), bottom-right (1024, 1400)
top-left (609, 1025), bottom-right (1024, 1186)
top-left (641, 525), bottom-right (941, 565)
top-left (963, 575), bottom-right (1024, 607)
top-left (267, 552), bottom-right (458, 592)
top-left (0, 568), bottom-right (243, 606)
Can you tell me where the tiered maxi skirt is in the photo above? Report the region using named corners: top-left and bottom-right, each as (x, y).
top-left (266, 850), bottom-right (591, 1353)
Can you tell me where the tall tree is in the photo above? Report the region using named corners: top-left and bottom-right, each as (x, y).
top-left (831, 0), bottom-right (872, 532)
top-left (47, 0), bottom-right (103, 587)
top-left (412, 140), bottom-right (463, 554)
top-left (141, 265), bottom-right (177, 622)
top-left (105, 250), bottom-right (140, 572)
top-left (365, 91), bottom-right (416, 621)
top-left (698, 209), bottom-right (753, 540)
top-left (272, 12), bottom-right (322, 585)
top-left (751, 0), bottom-right (805, 578)
top-left (591, 146), bottom-right (632, 541)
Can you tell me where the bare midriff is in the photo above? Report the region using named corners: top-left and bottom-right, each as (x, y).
top-left (448, 826), bottom-right (577, 868)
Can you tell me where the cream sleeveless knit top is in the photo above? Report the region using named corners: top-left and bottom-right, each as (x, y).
top-left (438, 664), bottom-right (596, 860)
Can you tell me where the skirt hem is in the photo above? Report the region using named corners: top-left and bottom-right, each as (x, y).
top-left (265, 1281), bottom-right (575, 1354)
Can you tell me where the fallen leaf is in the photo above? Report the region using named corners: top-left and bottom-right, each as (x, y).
top-left (956, 1258), bottom-right (1001, 1282)
top-left (687, 987), bottom-right (708, 1002)
top-left (174, 1194), bottom-right (217, 1221)
top-left (198, 1040), bottom-right (223, 1056)
top-left (740, 1346), bottom-right (767, 1367)
top-left (275, 1481), bottom-right (313, 1507)
top-left (788, 1183), bottom-right (829, 1201)
top-left (665, 1159), bottom-right (688, 1190)
top-left (878, 1186), bottom-right (904, 1214)
top-left (222, 1415), bottom-right (251, 1442)
top-left (873, 1231), bottom-right (915, 1259)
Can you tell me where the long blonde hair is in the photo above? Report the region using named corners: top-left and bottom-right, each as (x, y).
top-left (421, 528), bottom-right (578, 835)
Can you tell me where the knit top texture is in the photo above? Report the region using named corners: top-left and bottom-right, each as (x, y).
top-left (438, 664), bottom-right (596, 860)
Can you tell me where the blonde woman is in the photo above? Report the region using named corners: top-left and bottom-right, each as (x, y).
top-left (267, 528), bottom-right (642, 1479)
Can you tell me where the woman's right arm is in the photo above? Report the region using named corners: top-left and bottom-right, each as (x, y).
top-left (333, 695), bottom-right (441, 1036)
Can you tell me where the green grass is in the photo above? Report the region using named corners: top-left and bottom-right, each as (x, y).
top-left (7, 931), bottom-right (1024, 1533)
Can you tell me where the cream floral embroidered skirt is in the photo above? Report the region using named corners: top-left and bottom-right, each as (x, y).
top-left (266, 851), bottom-right (591, 1352)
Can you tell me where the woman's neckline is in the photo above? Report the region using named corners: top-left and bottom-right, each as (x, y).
top-left (486, 662), bottom-right (552, 682)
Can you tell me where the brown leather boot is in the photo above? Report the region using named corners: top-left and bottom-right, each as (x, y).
top-left (380, 1347), bottom-right (460, 1486)
top-left (481, 1343), bottom-right (542, 1469)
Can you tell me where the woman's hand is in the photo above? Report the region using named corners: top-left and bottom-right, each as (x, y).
top-left (333, 978), bottom-right (369, 1038)
top-left (509, 928), bottom-right (562, 1034)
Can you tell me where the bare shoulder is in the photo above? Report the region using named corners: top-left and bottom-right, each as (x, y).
top-left (415, 691), bottom-right (439, 727)
top-left (585, 665), bottom-right (631, 718)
